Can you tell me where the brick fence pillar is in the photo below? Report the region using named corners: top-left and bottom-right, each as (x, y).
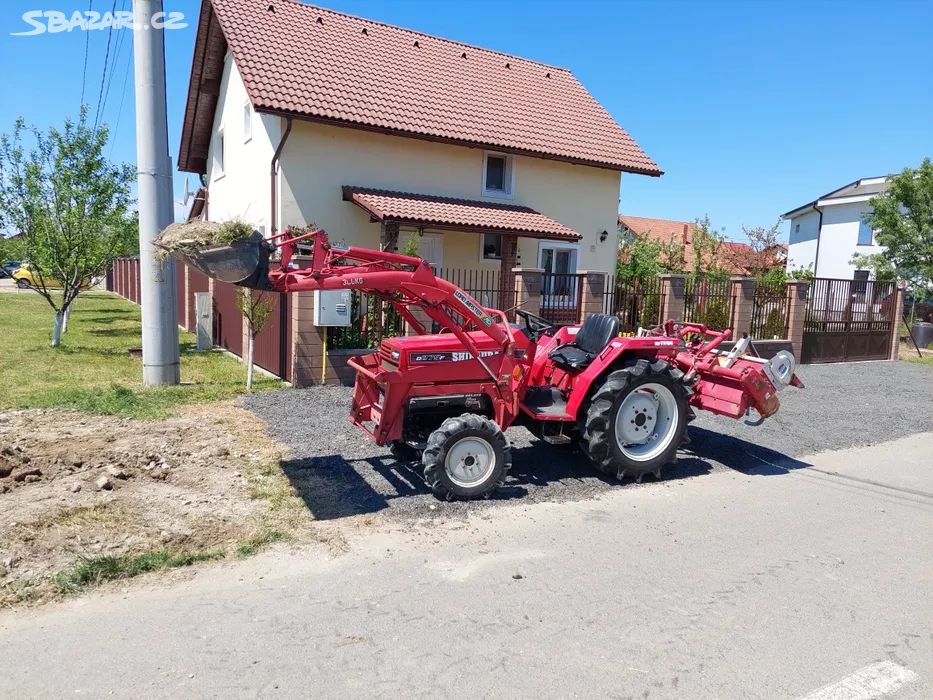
top-left (889, 282), bottom-right (906, 360)
top-left (784, 280), bottom-right (810, 361)
top-left (577, 271), bottom-right (607, 323)
top-left (513, 267), bottom-right (543, 317)
top-left (291, 290), bottom-right (324, 386)
top-left (659, 274), bottom-right (686, 323)
top-left (729, 276), bottom-right (755, 337)
top-left (498, 235), bottom-right (518, 318)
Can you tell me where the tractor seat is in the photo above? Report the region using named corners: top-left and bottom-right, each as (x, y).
top-left (548, 313), bottom-right (620, 371)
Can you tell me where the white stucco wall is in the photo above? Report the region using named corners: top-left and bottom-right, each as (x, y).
top-left (786, 209), bottom-right (820, 275)
top-left (205, 54), bottom-right (280, 233)
top-left (277, 120), bottom-right (623, 273)
top-left (786, 202), bottom-right (884, 279)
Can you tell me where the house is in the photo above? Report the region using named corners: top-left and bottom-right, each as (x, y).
top-left (617, 215), bottom-right (784, 275)
top-left (782, 176), bottom-right (889, 280)
top-left (178, 0), bottom-right (661, 296)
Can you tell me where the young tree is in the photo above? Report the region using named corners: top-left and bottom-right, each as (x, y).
top-left (855, 158), bottom-right (933, 298)
top-left (0, 110), bottom-right (135, 346)
top-left (236, 287), bottom-right (276, 390)
top-left (691, 215), bottom-right (727, 278)
top-left (733, 221), bottom-right (786, 275)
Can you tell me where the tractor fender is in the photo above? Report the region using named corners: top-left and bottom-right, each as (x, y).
top-left (564, 338), bottom-right (681, 421)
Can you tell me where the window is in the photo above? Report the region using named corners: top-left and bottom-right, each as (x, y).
top-left (213, 129), bottom-right (225, 178)
top-left (243, 101), bottom-right (252, 142)
top-left (857, 219), bottom-right (873, 245)
top-left (482, 233), bottom-right (502, 261)
top-left (852, 269), bottom-right (869, 302)
top-left (795, 224), bottom-right (800, 233)
top-left (483, 152), bottom-right (513, 197)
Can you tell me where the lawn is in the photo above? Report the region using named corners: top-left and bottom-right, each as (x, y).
top-left (0, 290), bottom-right (280, 418)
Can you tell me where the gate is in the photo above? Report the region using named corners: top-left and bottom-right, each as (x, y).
top-left (801, 277), bottom-right (896, 363)
top-left (540, 273), bottom-right (583, 325)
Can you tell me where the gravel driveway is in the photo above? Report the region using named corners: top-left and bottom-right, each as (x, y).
top-left (243, 361), bottom-right (933, 521)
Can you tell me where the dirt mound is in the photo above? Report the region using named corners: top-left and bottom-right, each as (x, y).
top-left (0, 402), bottom-right (308, 606)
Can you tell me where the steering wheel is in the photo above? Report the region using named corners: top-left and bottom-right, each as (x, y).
top-left (516, 309), bottom-right (555, 340)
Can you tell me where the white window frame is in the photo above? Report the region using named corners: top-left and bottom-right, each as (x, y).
top-left (213, 127), bottom-right (225, 180)
top-left (538, 240), bottom-right (581, 309)
top-left (482, 151), bottom-right (515, 199)
top-left (537, 239), bottom-right (580, 273)
top-left (243, 101), bottom-right (252, 143)
top-left (478, 232), bottom-right (506, 265)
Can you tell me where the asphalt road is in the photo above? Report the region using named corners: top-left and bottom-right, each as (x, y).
top-left (1, 432), bottom-right (930, 699)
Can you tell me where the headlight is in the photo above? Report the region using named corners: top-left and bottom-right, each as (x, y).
top-left (390, 350), bottom-right (400, 361)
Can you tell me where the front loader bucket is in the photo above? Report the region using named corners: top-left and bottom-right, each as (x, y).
top-left (170, 231), bottom-right (274, 290)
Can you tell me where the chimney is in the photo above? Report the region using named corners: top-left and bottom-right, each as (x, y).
top-left (682, 223), bottom-right (690, 244)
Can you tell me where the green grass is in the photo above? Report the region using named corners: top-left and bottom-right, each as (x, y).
top-left (235, 527), bottom-right (283, 558)
top-left (0, 291), bottom-right (280, 418)
top-left (52, 549), bottom-right (225, 594)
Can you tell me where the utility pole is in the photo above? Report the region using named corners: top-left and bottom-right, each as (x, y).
top-left (133, 0), bottom-right (179, 385)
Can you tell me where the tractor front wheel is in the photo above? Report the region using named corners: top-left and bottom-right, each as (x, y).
top-left (423, 413), bottom-right (510, 500)
top-left (15, 278), bottom-right (30, 289)
top-left (583, 359), bottom-right (688, 482)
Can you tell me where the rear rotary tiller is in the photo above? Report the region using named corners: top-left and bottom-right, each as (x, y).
top-left (171, 227), bottom-right (802, 500)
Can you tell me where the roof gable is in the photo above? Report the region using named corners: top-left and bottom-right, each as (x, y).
top-left (179, 0), bottom-right (661, 175)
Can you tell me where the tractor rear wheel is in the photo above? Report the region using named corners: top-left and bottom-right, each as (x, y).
top-left (583, 359), bottom-right (688, 482)
top-left (422, 413), bottom-right (510, 500)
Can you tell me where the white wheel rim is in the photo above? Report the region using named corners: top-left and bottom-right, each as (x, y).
top-left (614, 382), bottom-right (679, 462)
top-left (445, 436), bottom-right (496, 488)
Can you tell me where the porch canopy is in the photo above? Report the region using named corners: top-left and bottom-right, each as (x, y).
top-left (342, 185), bottom-right (581, 314)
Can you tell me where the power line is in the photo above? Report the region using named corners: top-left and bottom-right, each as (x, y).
top-left (108, 44), bottom-right (133, 158)
top-left (99, 0), bottom-right (128, 126)
top-left (93, 0), bottom-right (118, 130)
top-left (79, 0), bottom-right (93, 109)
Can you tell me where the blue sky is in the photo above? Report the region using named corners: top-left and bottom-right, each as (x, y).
top-left (1, 0), bottom-right (931, 241)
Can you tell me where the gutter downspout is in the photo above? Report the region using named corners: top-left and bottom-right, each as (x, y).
top-left (270, 116), bottom-right (293, 381)
top-left (270, 116), bottom-right (293, 235)
top-left (811, 203), bottom-right (824, 277)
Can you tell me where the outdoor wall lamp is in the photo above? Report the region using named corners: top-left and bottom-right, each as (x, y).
top-left (599, 230), bottom-right (609, 242)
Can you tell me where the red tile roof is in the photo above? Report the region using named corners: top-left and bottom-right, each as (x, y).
top-left (179, 0), bottom-right (661, 175)
top-left (619, 215), bottom-right (784, 274)
top-left (343, 186), bottom-right (581, 241)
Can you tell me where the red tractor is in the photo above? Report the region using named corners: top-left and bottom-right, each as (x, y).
top-left (176, 228), bottom-right (802, 500)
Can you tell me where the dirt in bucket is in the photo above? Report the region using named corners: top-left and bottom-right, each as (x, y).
top-left (154, 219), bottom-right (255, 258)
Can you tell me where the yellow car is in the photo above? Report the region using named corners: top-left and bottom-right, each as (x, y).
top-left (12, 264), bottom-right (92, 290)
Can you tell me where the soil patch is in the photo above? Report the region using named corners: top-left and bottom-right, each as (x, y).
top-left (0, 402), bottom-right (313, 606)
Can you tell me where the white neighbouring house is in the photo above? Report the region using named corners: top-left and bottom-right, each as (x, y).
top-left (782, 176), bottom-right (890, 281)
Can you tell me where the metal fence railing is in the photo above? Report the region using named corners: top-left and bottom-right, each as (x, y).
top-left (602, 276), bottom-right (664, 333)
top-left (327, 291), bottom-right (405, 350)
top-left (683, 275), bottom-right (733, 329)
top-left (751, 282), bottom-right (789, 339)
top-left (541, 273), bottom-right (583, 325)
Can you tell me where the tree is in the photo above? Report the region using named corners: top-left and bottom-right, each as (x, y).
top-left (0, 109), bottom-right (135, 346)
top-left (236, 287), bottom-right (276, 390)
top-left (691, 215), bottom-right (728, 279)
top-left (854, 158), bottom-right (933, 299)
top-left (729, 221), bottom-right (786, 276)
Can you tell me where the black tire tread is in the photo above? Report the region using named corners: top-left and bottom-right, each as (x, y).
top-left (422, 413), bottom-right (511, 500)
top-left (583, 359), bottom-right (688, 480)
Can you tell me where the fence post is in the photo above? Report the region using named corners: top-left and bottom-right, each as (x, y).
top-left (729, 276), bottom-right (755, 337)
top-left (513, 267), bottom-right (543, 317)
top-left (577, 271), bottom-right (607, 323)
top-left (658, 274), bottom-right (685, 322)
top-left (785, 280), bottom-right (810, 360)
top-left (889, 282), bottom-right (906, 360)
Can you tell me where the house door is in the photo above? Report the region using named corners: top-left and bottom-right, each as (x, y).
top-left (417, 233), bottom-right (443, 273)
